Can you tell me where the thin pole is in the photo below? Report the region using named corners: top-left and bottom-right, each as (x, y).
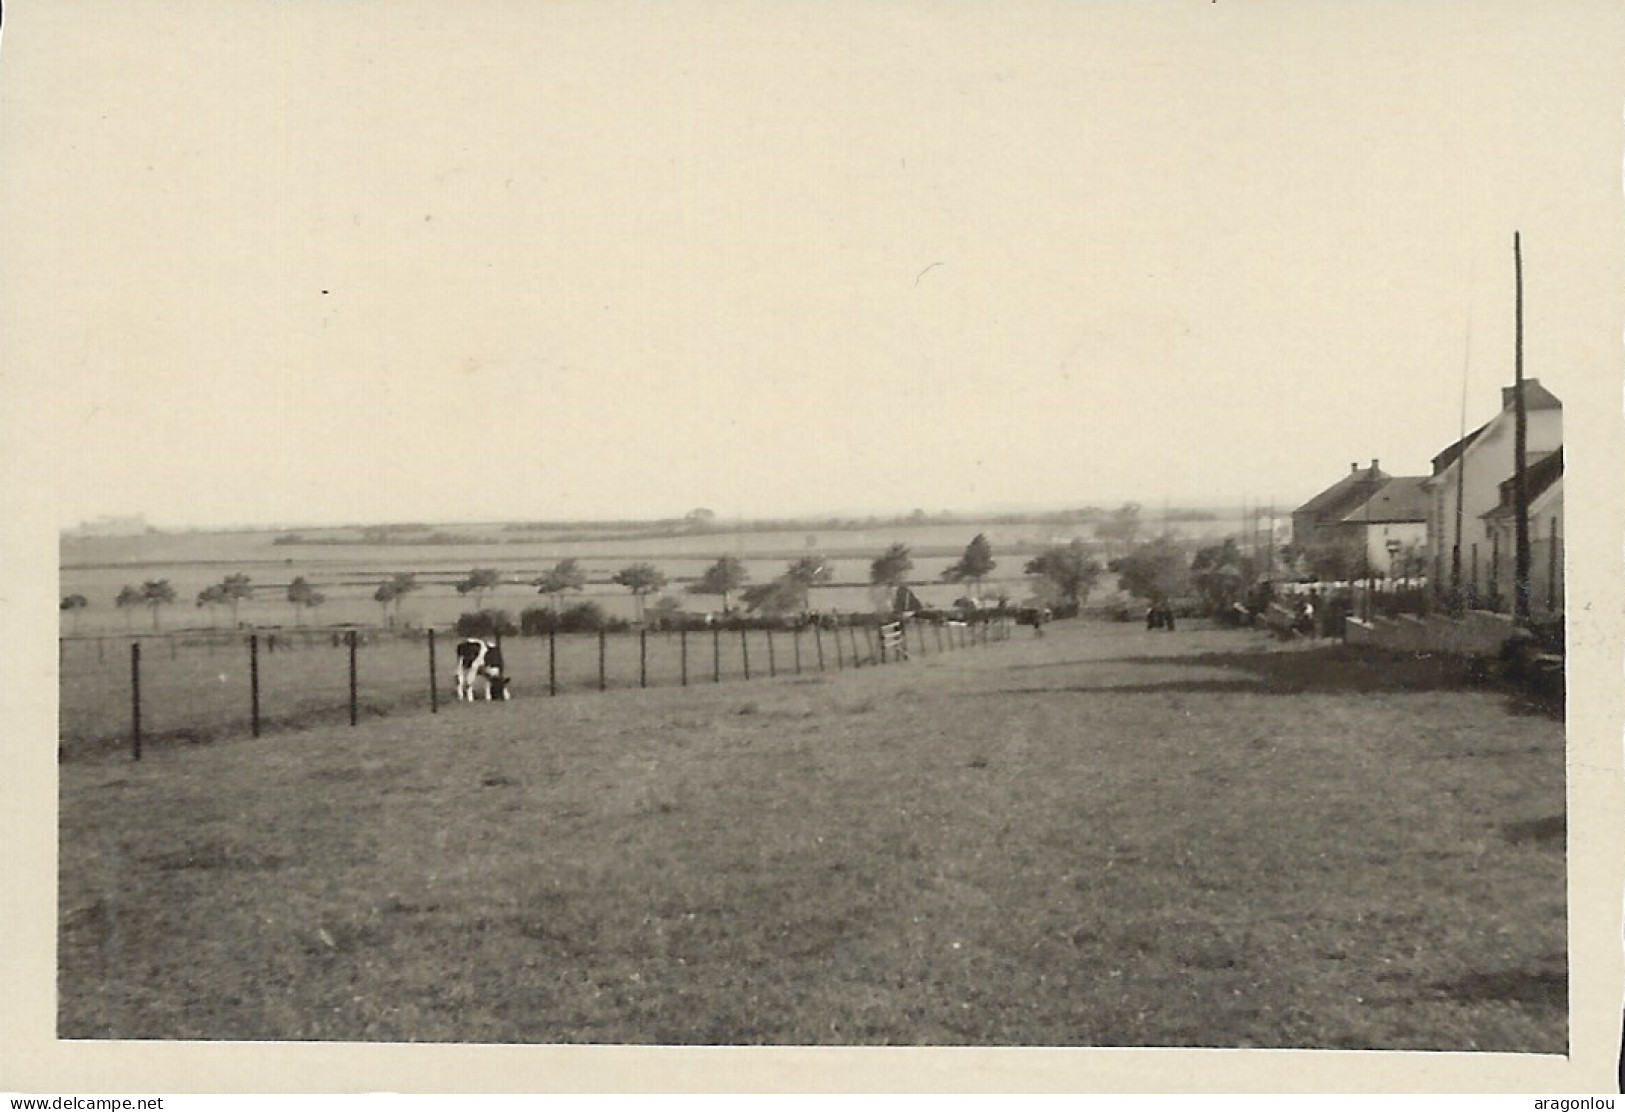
top-left (250, 633), bottom-right (262, 735)
top-left (713, 627), bottom-right (721, 683)
top-left (793, 628), bottom-right (802, 675)
top-left (598, 627), bottom-right (607, 692)
top-left (348, 629), bottom-right (358, 726)
top-left (1451, 285), bottom-right (1473, 602)
top-left (428, 629), bottom-right (438, 713)
top-left (740, 628), bottom-right (751, 680)
top-left (681, 628), bottom-right (689, 686)
top-left (1548, 517), bottom-right (1559, 613)
top-left (766, 628), bottom-right (776, 677)
top-left (130, 642), bottom-right (142, 762)
top-left (640, 628), bottom-right (648, 688)
top-left (1512, 231), bottom-right (1532, 625)
top-left (814, 624), bottom-right (826, 671)
top-left (548, 627), bottom-right (557, 696)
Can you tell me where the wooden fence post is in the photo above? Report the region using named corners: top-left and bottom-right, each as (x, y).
top-left (548, 627), bottom-right (558, 697)
top-left (766, 628), bottom-right (777, 677)
top-left (427, 629), bottom-right (438, 713)
top-left (598, 627), bottom-right (607, 692)
top-left (640, 628), bottom-right (648, 688)
top-left (130, 641), bottom-right (142, 762)
top-left (713, 627), bottom-right (721, 683)
top-left (681, 628), bottom-right (689, 686)
top-left (814, 625), bottom-right (825, 671)
top-left (348, 629), bottom-right (358, 726)
top-left (793, 628), bottom-right (802, 675)
top-left (250, 633), bottom-right (262, 736)
top-left (833, 624), bottom-right (843, 670)
top-left (740, 628), bottom-right (751, 680)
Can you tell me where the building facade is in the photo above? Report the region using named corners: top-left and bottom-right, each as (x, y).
top-left (1421, 379), bottom-right (1562, 599)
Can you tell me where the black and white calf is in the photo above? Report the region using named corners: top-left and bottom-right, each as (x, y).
top-left (454, 638), bottom-right (511, 701)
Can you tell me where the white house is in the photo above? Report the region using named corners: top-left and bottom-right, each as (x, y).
top-left (1421, 379), bottom-right (1562, 597)
top-left (1479, 448), bottom-right (1564, 615)
top-left (1339, 476), bottom-right (1430, 577)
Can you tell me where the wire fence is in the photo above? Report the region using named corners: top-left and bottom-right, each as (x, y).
top-left (59, 615), bottom-right (1015, 761)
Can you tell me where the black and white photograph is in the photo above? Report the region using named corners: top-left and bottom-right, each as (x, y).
top-left (3, 0), bottom-right (1623, 1096)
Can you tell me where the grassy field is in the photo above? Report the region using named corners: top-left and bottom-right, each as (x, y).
top-left (57, 619), bottom-right (1565, 1049)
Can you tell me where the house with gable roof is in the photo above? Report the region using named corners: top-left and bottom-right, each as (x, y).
top-left (1337, 475), bottom-right (1431, 578)
top-left (1289, 460), bottom-right (1390, 577)
top-left (1420, 378), bottom-right (1562, 602)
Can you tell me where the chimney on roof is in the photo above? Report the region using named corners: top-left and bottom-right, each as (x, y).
top-left (1502, 379), bottom-right (1540, 409)
top-left (1350, 462), bottom-right (1358, 473)
top-left (1371, 459), bottom-right (1380, 472)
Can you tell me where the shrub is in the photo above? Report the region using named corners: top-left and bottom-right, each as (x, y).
top-left (455, 609), bottom-right (518, 638)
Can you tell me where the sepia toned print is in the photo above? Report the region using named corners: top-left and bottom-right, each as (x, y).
top-left (6, 0), bottom-right (1624, 1095)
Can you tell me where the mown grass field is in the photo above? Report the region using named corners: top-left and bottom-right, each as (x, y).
top-left (58, 619), bottom-right (1566, 1049)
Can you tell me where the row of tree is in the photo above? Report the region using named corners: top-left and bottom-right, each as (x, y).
top-left (66, 533), bottom-right (1115, 634)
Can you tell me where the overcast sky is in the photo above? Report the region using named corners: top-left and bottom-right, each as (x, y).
top-left (5, 1), bottom-right (1622, 529)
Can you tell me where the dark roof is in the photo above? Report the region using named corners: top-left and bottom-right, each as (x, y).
top-left (1481, 449), bottom-right (1564, 520)
top-left (1293, 463), bottom-right (1390, 521)
top-left (1339, 476), bottom-right (1431, 524)
top-left (1430, 420), bottom-right (1491, 476)
top-left (1432, 380), bottom-right (1563, 476)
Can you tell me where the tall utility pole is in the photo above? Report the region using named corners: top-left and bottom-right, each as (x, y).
top-left (1512, 232), bottom-right (1532, 625)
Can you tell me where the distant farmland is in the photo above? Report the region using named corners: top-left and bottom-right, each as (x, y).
top-left (59, 515), bottom-right (1234, 635)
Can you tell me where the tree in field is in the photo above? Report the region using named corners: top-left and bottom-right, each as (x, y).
top-left (869, 542), bottom-right (915, 611)
top-left (141, 579), bottom-right (177, 631)
top-left (782, 556), bottom-right (833, 612)
top-left (1189, 538), bottom-right (1255, 616)
top-left (942, 534), bottom-right (997, 599)
top-left (373, 581), bottom-right (398, 624)
top-left (739, 557), bottom-right (832, 616)
top-left (287, 576), bottom-right (326, 625)
top-left (1024, 540), bottom-right (1102, 611)
top-left (869, 543), bottom-right (914, 589)
top-left (533, 558), bottom-right (588, 614)
top-left (196, 584), bottom-right (228, 628)
top-left (1095, 502), bottom-right (1143, 558)
top-left (60, 594), bottom-right (89, 634)
top-left (1112, 536), bottom-right (1190, 603)
top-left (386, 572), bottom-right (418, 621)
top-left (115, 585), bottom-right (142, 632)
top-left (739, 580), bottom-right (799, 615)
top-left (456, 568), bottom-right (503, 611)
top-left (373, 573), bottom-right (419, 626)
top-left (611, 563), bottom-right (668, 623)
top-left (687, 555), bottom-right (749, 613)
top-left (219, 573), bottom-right (254, 627)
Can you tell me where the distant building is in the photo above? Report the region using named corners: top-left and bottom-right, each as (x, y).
top-left (1290, 460), bottom-right (1390, 572)
top-left (1338, 475), bottom-right (1431, 577)
top-left (1420, 379), bottom-right (1562, 600)
top-left (69, 514), bottom-right (149, 538)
